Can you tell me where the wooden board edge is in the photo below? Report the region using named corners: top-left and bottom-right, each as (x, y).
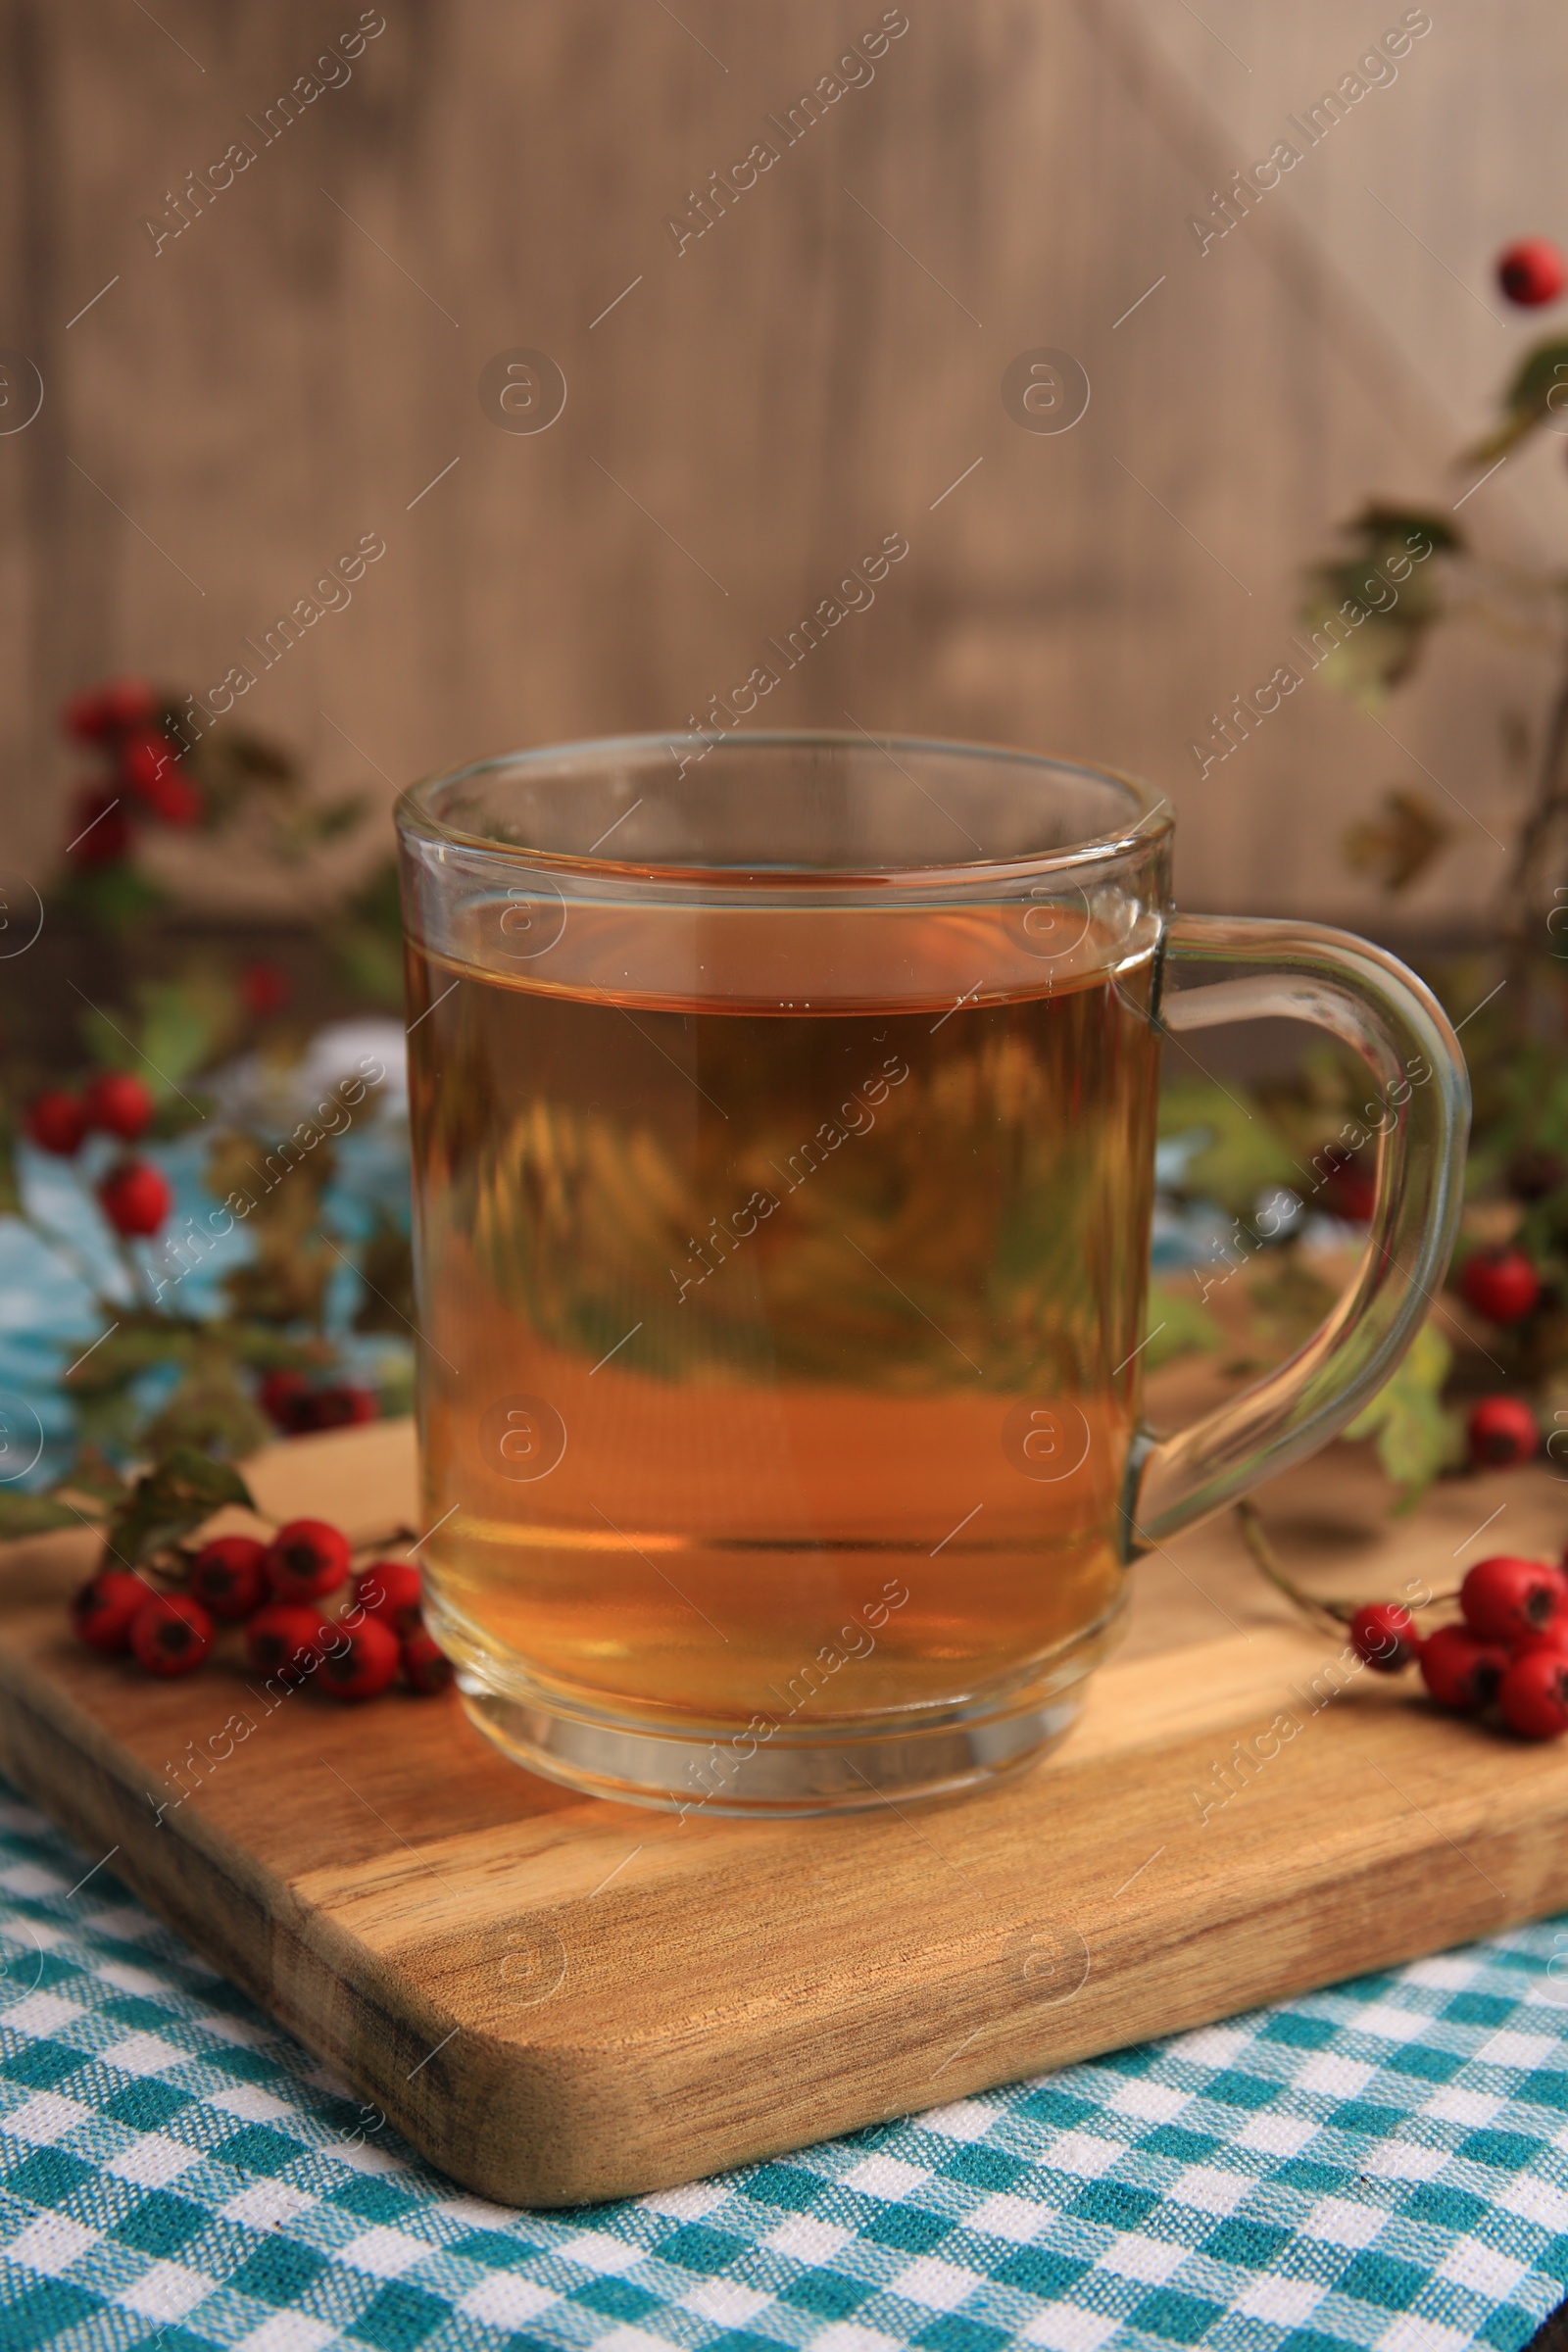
top-left (3, 1630), bottom-right (1561, 2205)
top-left (0, 1649), bottom-right (583, 2204)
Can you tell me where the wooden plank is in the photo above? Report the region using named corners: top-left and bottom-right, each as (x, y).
top-left (0, 0), bottom-right (1538, 925)
top-left (0, 1414), bottom-right (1563, 2207)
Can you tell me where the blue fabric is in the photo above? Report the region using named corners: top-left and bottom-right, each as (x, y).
top-left (1, 1784), bottom-right (1563, 2350)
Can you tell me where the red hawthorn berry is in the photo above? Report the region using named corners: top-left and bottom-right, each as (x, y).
top-left (1497, 237), bottom-right (1568, 308)
top-left (1419, 1624), bottom-right (1509, 1715)
top-left (97, 1158), bottom-right (172, 1239)
top-left (240, 960), bottom-right (290, 1018)
top-left (1348, 1601), bottom-right (1420, 1673)
top-left (354, 1561), bottom-right (423, 1640)
top-left (294, 1386), bottom-right (377, 1434)
top-left (25, 1090), bottom-right (87, 1156)
top-left (1460, 1553), bottom-right (1567, 1646)
top-left (1467, 1396), bottom-right (1540, 1470)
top-left (1331, 1172), bottom-right (1377, 1224)
top-left (1317, 1144), bottom-right (1377, 1225)
top-left (116, 724), bottom-right (200, 826)
top-left (146, 773), bottom-right (201, 827)
top-left (401, 1629), bottom-right (454, 1695)
top-left (259, 1369), bottom-right (311, 1430)
top-left (102, 678), bottom-right (162, 730)
top-left (81, 1070), bottom-right (154, 1143)
top-left (120, 727), bottom-right (176, 801)
top-left (70, 1568), bottom-right (150, 1654)
top-left (1460, 1249), bottom-right (1542, 1325)
top-left (318, 1616), bottom-right (401, 1702)
top-left (139, 765), bottom-right (202, 828)
top-left (246, 1600), bottom-right (329, 1683)
top-left (1499, 1648), bottom-right (1568, 1740)
top-left (265, 1517), bottom-right (352, 1601)
top-left (65, 785), bottom-right (132, 867)
top-left (1505, 1625), bottom-right (1568, 1660)
top-left (257, 1377), bottom-right (377, 1437)
top-left (129, 1592), bottom-right (214, 1679)
top-left (189, 1535), bottom-right (270, 1622)
top-left (62, 677), bottom-right (157, 742)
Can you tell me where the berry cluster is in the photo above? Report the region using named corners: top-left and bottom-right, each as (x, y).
top-left (71, 1517), bottom-right (452, 1703)
top-left (25, 1071), bottom-right (172, 1239)
top-left (24, 1074), bottom-right (368, 1433)
top-left (1348, 1553), bottom-right (1568, 1740)
top-left (63, 677), bottom-right (200, 864)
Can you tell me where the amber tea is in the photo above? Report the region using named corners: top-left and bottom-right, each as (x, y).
top-left (409, 900), bottom-right (1158, 1779)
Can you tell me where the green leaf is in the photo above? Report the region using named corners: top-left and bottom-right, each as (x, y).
top-left (64, 1318), bottom-right (199, 1397)
top-left (330, 858), bottom-right (405, 1006)
top-left (208, 1319), bottom-right (322, 1374)
top-left (1464, 337), bottom-right (1568, 463)
top-left (1143, 1278), bottom-right (1220, 1371)
top-left (105, 1446), bottom-right (257, 1567)
top-left (348, 856), bottom-right (402, 932)
top-left (1344, 1320), bottom-right (1461, 1509)
top-left (331, 922), bottom-right (405, 1011)
top-left (138, 979), bottom-right (231, 1088)
top-left (1299, 505), bottom-right (1459, 709)
top-left (181, 725), bottom-right (299, 826)
top-left (143, 1363), bottom-right (272, 1462)
top-left (300, 793), bottom-right (368, 844)
top-left (78, 973), bottom-right (238, 1102)
top-left (1157, 1082), bottom-right (1298, 1217)
top-left (1342, 786), bottom-right (1451, 895)
top-left (215, 728), bottom-right (297, 785)
top-left (52, 861), bottom-right (168, 934)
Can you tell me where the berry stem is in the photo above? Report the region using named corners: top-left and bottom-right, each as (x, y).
top-left (343, 1521), bottom-right (418, 1556)
top-left (115, 1232), bottom-right (160, 1313)
top-left (1233, 1501), bottom-right (1351, 1635)
top-left (26, 1195), bottom-right (122, 1315)
top-left (1234, 1501), bottom-right (1460, 1628)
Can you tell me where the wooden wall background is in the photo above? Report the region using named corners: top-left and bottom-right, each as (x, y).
top-left (2, 0), bottom-right (1565, 925)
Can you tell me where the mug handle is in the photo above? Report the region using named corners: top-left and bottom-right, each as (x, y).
top-left (1122, 912), bottom-right (1471, 1555)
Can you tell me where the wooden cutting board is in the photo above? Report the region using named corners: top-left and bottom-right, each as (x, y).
top-left (1, 1412), bottom-right (1565, 2210)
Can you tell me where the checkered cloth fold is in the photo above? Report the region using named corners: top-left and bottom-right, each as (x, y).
top-left (1, 1780), bottom-right (1563, 2352)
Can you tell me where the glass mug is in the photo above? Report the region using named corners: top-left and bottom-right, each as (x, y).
top-left (396, 732), bottom-right (1468, 1814)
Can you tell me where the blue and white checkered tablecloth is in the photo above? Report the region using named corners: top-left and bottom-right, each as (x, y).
top-left (2, 1781), bottom-right (1565, 2352)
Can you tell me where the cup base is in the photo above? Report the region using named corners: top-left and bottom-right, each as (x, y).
top-left (444, 1608), bottom-right (1124, 1816)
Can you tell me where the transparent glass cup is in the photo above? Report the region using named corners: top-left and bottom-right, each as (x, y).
top-left (396, 731), bottom-right (1468, 1815)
